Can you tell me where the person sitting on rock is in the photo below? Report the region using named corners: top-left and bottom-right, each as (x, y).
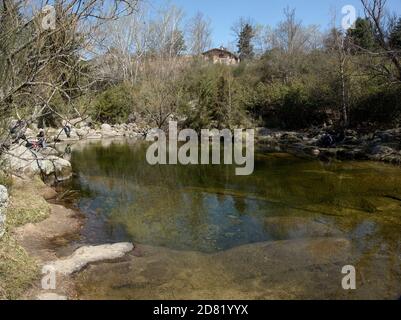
top-left (318, 133), bottom-right (335, 148)
top-left (10, 120), bottom-right (27, 143)
top-left (63, 124), bottom-right (71, 138)
top-left (37, 129), bottom-right (47, 149)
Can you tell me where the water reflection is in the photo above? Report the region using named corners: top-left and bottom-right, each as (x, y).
top-left (65, 140), bottom-right (401, 299)
top-left (66, 140), bottom-right (401, 253)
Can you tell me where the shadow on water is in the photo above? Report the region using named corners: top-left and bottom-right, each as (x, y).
top-left (62, 139), bottom-right (401, 299)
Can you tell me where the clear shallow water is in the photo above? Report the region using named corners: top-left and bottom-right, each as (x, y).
top-left (64, 139), bottom-right (401, 299)
top-left (66, 140), bottom-right (401, 253)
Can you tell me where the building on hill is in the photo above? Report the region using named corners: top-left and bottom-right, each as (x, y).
top-left (202, 47), bottom-right (240, 65)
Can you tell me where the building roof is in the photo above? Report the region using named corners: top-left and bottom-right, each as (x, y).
top-left (202, 47), bottom-right (239, 60)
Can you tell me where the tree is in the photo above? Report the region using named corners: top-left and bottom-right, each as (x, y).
top-left (389, 18), bottom-right (401, 50)
top-left (147, 5), bottom-right (185, 59)
top-left (276, 7), bottom-right (313, 54)
top-left (165, 29), bottom-right (186, 57)
top-left (361, 0), bottom-right (401, 82)
top-left (213, 76), bottom-right (229, 128)
top-left (0, 0), bottom-right (138, 151)
top-left (232, 18), bottom-right (255, 61)
top-left (187, 12), bottom-right (212, 56)
top-left (237, 23), bottom-right (255, 61)
top-left (326, 28), bottom-right (352, 127)
top-left (347, 18), bottom-right (376, 51)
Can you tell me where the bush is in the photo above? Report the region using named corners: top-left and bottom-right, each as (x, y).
top-left (351, 86), bottom-right (401, 127)
top-left (92, 83), bottom-right (135, 124)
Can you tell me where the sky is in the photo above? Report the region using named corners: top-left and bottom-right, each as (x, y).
top-left (148, 0), bottom-right (401, 48)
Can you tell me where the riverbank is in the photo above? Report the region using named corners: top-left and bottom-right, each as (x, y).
top-left (256, 127), bottom-right (401, 165)
top-left (28, 119), bottom-right (401, 167)
top-left (0, 177), bottom-right (54, 299)
top-left (0, 175), bottom-right (134, 300)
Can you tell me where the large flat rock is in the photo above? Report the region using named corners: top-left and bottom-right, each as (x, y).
top-left (47, 243), bottom-right (134, 275)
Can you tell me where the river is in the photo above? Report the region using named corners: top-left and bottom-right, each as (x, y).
top-left (60, 139), bottom-right (401, 299)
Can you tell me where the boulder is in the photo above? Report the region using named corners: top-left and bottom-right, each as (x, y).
top-left (24, 128), bottom-right (37, 139)
top-left (369, 145), bottom-right (395, 156)
top-left (100, 124), bottom-right (123, 138)
top-left (75, 128), bottom-right (90, 138)
top-left (38, 147), bottom-right (60, 157)
top-left (0, 185), bottom-right (9, 238)
top-left (102, 130), bottom-right (123, 138)
top-left (86, 131), bottom-right (103, 140)
top-left (2, 144), bottom-right (72, 181)
top-left (57, 128), bottom-right (80, 141)
top-left (46, 243), bottom-right (134, 275)
top-left (101, 124), bottom-right (112, 131)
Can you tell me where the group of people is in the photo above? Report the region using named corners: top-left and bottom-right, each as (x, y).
top-left (9, 120), bottom-right (72, 151)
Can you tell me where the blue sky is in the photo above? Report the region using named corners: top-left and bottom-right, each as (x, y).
top-left (148, 0), bottom-right (401, 48)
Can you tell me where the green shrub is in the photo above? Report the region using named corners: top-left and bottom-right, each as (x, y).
top-left (351, 86), bottom-right (401, 126)
top-left (92, 83), bottom-right (135, 124)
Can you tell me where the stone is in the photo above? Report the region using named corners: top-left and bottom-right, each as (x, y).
top-left (47, 243), bottom-right (134, 275)
top-left (2, 144), bottom-right (72, 181)
top-left (36, 293), bottom-right (67, 300)
top-left (101, 124), bottom-right (113, 131)
top-left (86, 132), bottom-right (103, 140)
top-left (0, 185), bottom-right (9, 238)
top-left (38, 147), bottom-right (60, 157)
top-left (76, 128), bottom-right (90, 138)
top-left (24, 128), bottom-right (37, 139)
top-left (370, 145), bottom-right (395, 156)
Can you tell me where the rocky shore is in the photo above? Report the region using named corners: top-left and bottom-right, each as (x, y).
top-left (0, 132), bottom-right (134, 300)
top-left (0, 176), bottom-right (135, 300)
top-left (256, 127), bottom-right (401, 165)
top-left (8, 116), bottom-right (401, 169)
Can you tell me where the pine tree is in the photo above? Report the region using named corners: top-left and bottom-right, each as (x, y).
top-left (166, 30), bottom-right (187, 57)
top-left (237, 24), bottom-right (255, 61)
top-left (389, 18), bottom-right (401, 50)
top-left (347, 18), bottom-right (376, 51)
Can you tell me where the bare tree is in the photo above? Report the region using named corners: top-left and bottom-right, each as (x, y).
top-left (360, 0), bottom-right (401, 82)
top-left (0, 0), bottom-right (138, 151)
top-left (274, 7), bottom-right (318, 54)
top-left (97, 1), bottom-right (151, 84)
top-left (147, 4), bottom-right (186, 59)
top-left (326, 28), bottom-right (351, 126)
top-left (187, 12), bottom-right (212, 56)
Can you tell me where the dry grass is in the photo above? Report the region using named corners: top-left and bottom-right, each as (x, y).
top-left (0, 233), bottom-right (38, 300)
top-left (0, 177), bottom-right (51, 300)
top-left (6, 177), bottom-right (51, 228)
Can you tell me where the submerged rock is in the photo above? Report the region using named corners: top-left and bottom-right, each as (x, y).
top-left (74, 238), bottom-right (365, 300)
top-left (0, 185), bottom-right (9, 238)
top-left (47, 243), bottom-right (134, 275)
top-left (264, 217), bottom-right (343, 240)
